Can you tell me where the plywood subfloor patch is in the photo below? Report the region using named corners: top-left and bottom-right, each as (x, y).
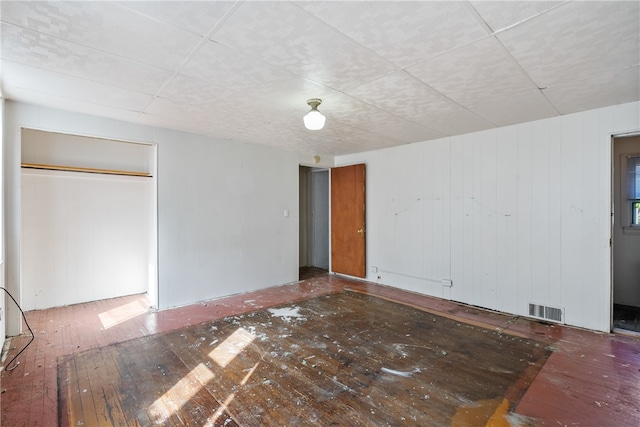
top-left (58, 291), bottom-right (550, 426)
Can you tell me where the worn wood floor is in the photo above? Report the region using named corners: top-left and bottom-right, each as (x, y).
top-left (2, 274), bottom-right (640, 426)
top-left (58, 291), bottom-right (551, 426)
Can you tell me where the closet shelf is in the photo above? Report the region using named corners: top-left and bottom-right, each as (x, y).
top-left (21, 163), bottom-right (151, 177)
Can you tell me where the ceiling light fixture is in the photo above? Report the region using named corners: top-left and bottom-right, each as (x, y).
top-left (303, 98), bottom-right (325, 130)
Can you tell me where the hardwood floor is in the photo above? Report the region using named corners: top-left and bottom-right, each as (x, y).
top-left (58, 291), bottom-right (551, 426)
top-left (2, 275), bottom-right (640, 426)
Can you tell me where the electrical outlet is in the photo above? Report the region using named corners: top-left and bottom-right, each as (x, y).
top-left (442, 279), bottom-right (453, 287)
top-left (371, 266), bottom-right (378, 273)
top-left (0, 307), bottom-right (3, 321)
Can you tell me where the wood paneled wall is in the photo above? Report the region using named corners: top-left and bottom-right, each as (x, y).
top-left (337, 102), bottom-right (640, 331)
top-left (21, 169), bottom-right (151, 310)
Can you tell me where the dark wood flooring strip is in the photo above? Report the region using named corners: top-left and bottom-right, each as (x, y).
top-left (57, 355), bottom-right (73, 427)
top-left (93, 347), bottom-right (129, 426)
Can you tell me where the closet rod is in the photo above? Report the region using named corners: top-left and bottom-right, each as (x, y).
top-left (21, 163), bottom-right (151, 177)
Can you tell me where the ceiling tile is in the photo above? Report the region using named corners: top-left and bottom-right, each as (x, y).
top-left (470, 1), bottom-right (565, 33)
top-left (296, 1), bottom-right (489, 68)
top-left (430, 108), bottom-right (496, 136)
top-left (2, 61), bottom-right (153, 111)
top-left (320, 122), bottom-right (398, 152)
top-left (0, 23), bottom-right (173, 95)
top-left (407, 37), bottom-right (538, 108)
top-left (136, 111), bottom-right (241, 143)
top-left (157, 74), bottom-right (244, 108)
top-left (469, 89), bottom-right (558, 127)
top-left (346, 70), bottom-right (494, 135)
top-left (155, 107), bottom-right (246, 137)
top-left (2, 85), bottom-right (145, 125)
top-left (319, 91), bottom-right (445, 143)
top-left (1, 1), bottom-right (202, 70)
top-left (244, 112), bottom-right (400, 156)
top-left (320, 91), bottom-right (404, 124)
top-left (362, 120), bottom-right (446, 146)
top-left (497, 1), bottom-right (640, 88)
top-left (145, 94), bottom-right (293, 136)
top-left (346, 71), bottom-right (460, 121)
top-left (237, 118), bottom-right (332, 154)
top-left (145, 97), bottom-right (251, 129)
top-left (156, 74), bottom-right (296, 124)
top-left (210, 1), bottom-right (396, 91)
top-left (544, 66), bottom-right (640, 115)
top-left (180, 40), bottom-right (330, 110)
top-left (116, 1), bottom-right (236, 37)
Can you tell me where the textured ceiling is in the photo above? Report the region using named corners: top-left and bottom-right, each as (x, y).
top-left (1, 1), bottom-right (638, 155)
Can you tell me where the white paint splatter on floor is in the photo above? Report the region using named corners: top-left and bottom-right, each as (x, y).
top-left (381, 367), bottom-right (421, 377)
top-left (267, 307), bottom-right (307, 322)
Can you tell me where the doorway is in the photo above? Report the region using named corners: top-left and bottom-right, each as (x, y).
top-left (612, 135), bottom-right (640, 333)
top-left (299, 166), bottom-right (329, 280)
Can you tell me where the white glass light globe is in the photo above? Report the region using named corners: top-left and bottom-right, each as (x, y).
top-left (304, 110), bottom-right (325, 130)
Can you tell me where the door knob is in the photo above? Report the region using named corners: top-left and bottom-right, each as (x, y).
top-left (357, 228), bottom-right (365, 234)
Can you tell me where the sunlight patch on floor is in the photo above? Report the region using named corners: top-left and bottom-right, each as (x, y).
top-left (148, 363), bottom-right (214, 424)
top-left (98, 299), bottom-right (149, 329)
top-left (205, 358), bottom-right (263, 425)
top-left (209, 327), bottom-right (256, 368)
top-left (148, 327), bottom-right (258, 424)
top-left (205, 392), bottom-right (237, 426)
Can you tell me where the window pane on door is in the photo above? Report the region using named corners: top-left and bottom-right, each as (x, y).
top-left (627, 156), bottom-right (640, 199)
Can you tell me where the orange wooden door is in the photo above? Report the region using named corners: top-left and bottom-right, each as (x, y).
top-left (331, 164), bottom-right (366, 278)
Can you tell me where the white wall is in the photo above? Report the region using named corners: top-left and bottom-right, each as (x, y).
top-left (3, 101), bottom-right (306, 335)
top-left (337, 102), bottom-right (640, 332)
top-left (155, 128), bottom-right (299, 307)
